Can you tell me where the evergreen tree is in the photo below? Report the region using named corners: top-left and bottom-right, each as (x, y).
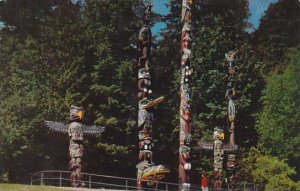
top-left (253, 0), bottom-right (300, 74)
top-left (0, 0), bottom-right (140, 181)
top-left (256, 50), bottom-right (300, 179)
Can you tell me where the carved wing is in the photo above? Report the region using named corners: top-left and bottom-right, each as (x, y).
top-left (44, 121), bottom-right (105, 136)
top-left (198, 141), bottom-right (238, 151)
top-left (82, 125), bottom-right (105, 136)
top-left (198, 142), bottom-right (214, 150)
top-left (223, 144), bottom-right (238, 152)
top-left (44, 120), bottom-right (69, 134)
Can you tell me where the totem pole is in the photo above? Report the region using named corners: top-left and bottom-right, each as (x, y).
top-left (198, 129), bottom-right (238, 190)
top-left (225, 51), bottom-right (238, 189)
top-left (198, 51), bottom-right (239, 190)
top-left (179, 0), bottom-right (193, 190)
top-left (44, 105), bottom-right (105, 187)
top-left (136, 2), bottom-right (169, 189)
top-left (212, 127), bottom-right (225, 189)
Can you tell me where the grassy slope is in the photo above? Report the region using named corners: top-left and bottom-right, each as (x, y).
top-left (0, 184), bottom-right (74, 191)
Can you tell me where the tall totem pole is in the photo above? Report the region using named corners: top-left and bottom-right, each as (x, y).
top-left (198, 51), bottom-right (239, 190)
top-left (225, 51), bottom-right (238, 189)
top-left (136, 2), bottom-right (169, 189)
top-left (179, 0), bottom-right (193, 190)
top-left (44, 106), bottom-right (105, 187)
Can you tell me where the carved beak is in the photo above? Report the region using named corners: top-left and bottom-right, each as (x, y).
top-left (77, 111), bottom-right (84, 120)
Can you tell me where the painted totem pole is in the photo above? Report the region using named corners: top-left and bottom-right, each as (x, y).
top-left (198, 128), bottom-right (227, 189)
top-left (44, 105), bottom-right (105, 187)
top-left (136, 2), bottom-right (169, 189)
top-left (225, 51), bottom-right (238, 189)
top-left (198, 128), bottom-right (237, 190)
top-left (179, 0), bottom-right (193, 190)
top-left (212, 127), bottom-right (225, 189)
top-left (198, 51), bottom-right (239, 190)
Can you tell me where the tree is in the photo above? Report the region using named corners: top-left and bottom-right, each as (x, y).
top-left (239, 148), bottom-right (299, 190)
top-left (0, 0), bottom-right (141, 181)
top-left (256, 50), bottom-right (300, 179)
top-left (253, 154), bottom-right (298, 191)
top-left (253, 0), bottom-right (300, 74)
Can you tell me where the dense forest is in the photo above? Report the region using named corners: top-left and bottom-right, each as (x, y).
top-left (0, 0), bottom-right (299, 190)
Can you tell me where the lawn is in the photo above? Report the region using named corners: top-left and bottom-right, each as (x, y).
top-left (0, 184), bottom-right (74, 191)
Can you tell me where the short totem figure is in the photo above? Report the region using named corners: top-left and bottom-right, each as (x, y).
top-left (44, 105), bottom-right (105, 187)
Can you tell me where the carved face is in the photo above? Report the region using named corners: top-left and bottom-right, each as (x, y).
top-left (179, 145), bottom-right (191, 159)
top-left (181, 84), bottom-right (191, 102)
top-left (182, 21), bottom-right (192, 32)
top-left (213, 128), bottom-right (224, 141)
top-left (70, 105), bottom-right (84, 121)
top-left (225, 51), bottom-right (237, 62)
top-left (139, 139), bottom-right (153, 151)
top-left (138, 26), bottom-right (151, 42)
top-left (228, 154), bottom-right (236, 161)
top-left (181, 49), bottom-right (191, 63)
top-left (138, 109), bottom-right (153, 130)
top-left (138, 68), bottom-right (151, 79)
top-left (68, 122), bottom-right (84, 141)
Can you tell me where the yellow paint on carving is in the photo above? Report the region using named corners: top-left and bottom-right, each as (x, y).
top-left (140, 166), bottom-right (170, 180)
top-left (220, 132), bottom-right (225, 140)
top-left (77, 111), bottom-right (84, 120)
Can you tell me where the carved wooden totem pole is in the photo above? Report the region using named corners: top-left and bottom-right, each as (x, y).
top-left (212, 127), bottom-right (225, 189)
top-left (136, 2), bottom-right (169, 189)
top-left (198, 51), bottom-right (239, 190)
top-left (225, 51), bottom-right (238, 189)
top-left (44, 105), bottom-right (105, 187)
top-left (179, 0), bottom-right (193, 190)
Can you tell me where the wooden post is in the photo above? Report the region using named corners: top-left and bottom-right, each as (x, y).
top-left (59, 172), bottom-right (62, 187)
top-left (89, 175), bottom-right (91, 188)
top-left (40, 172), bottom-right (44, 186)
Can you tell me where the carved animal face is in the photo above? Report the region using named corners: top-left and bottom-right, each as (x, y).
top-left (182, 21), bottom-right (192, 32)
top-left (179, 145), bottom-right (191, 158)
top-left (225, 51), bottom-right (237, 62)
top-left (138, 68), bottom-right (151, 79)
top-left (182, 48), bottom-right (191, 61)
top-left (213, 128), bottom-right (224, 140)
top-left (70, 105), bottom-right (84, 120)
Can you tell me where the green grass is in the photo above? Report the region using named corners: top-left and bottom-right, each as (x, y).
top-left (0, 184), bottom-right (74, 191)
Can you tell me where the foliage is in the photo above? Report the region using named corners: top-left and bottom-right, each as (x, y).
top-left (0, 0), bottom-right (299, 187)
top-left (0, 0), bottom-right (140, 181)
top-left (256, 50), bottom-right (300, 179)
top-left (239, 148), bottom-right (298, 191)
top-left (253, 154), bottom-right (297, 191)
top-left (253, 0), bottom-right (300, 74)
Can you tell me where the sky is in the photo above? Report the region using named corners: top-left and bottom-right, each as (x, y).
top-left (248, 0), bottom-right (278, 29)
top-left (0, 0), bottom-right (279, 33)
top-left (151, 0), bottom-right (279, 34)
